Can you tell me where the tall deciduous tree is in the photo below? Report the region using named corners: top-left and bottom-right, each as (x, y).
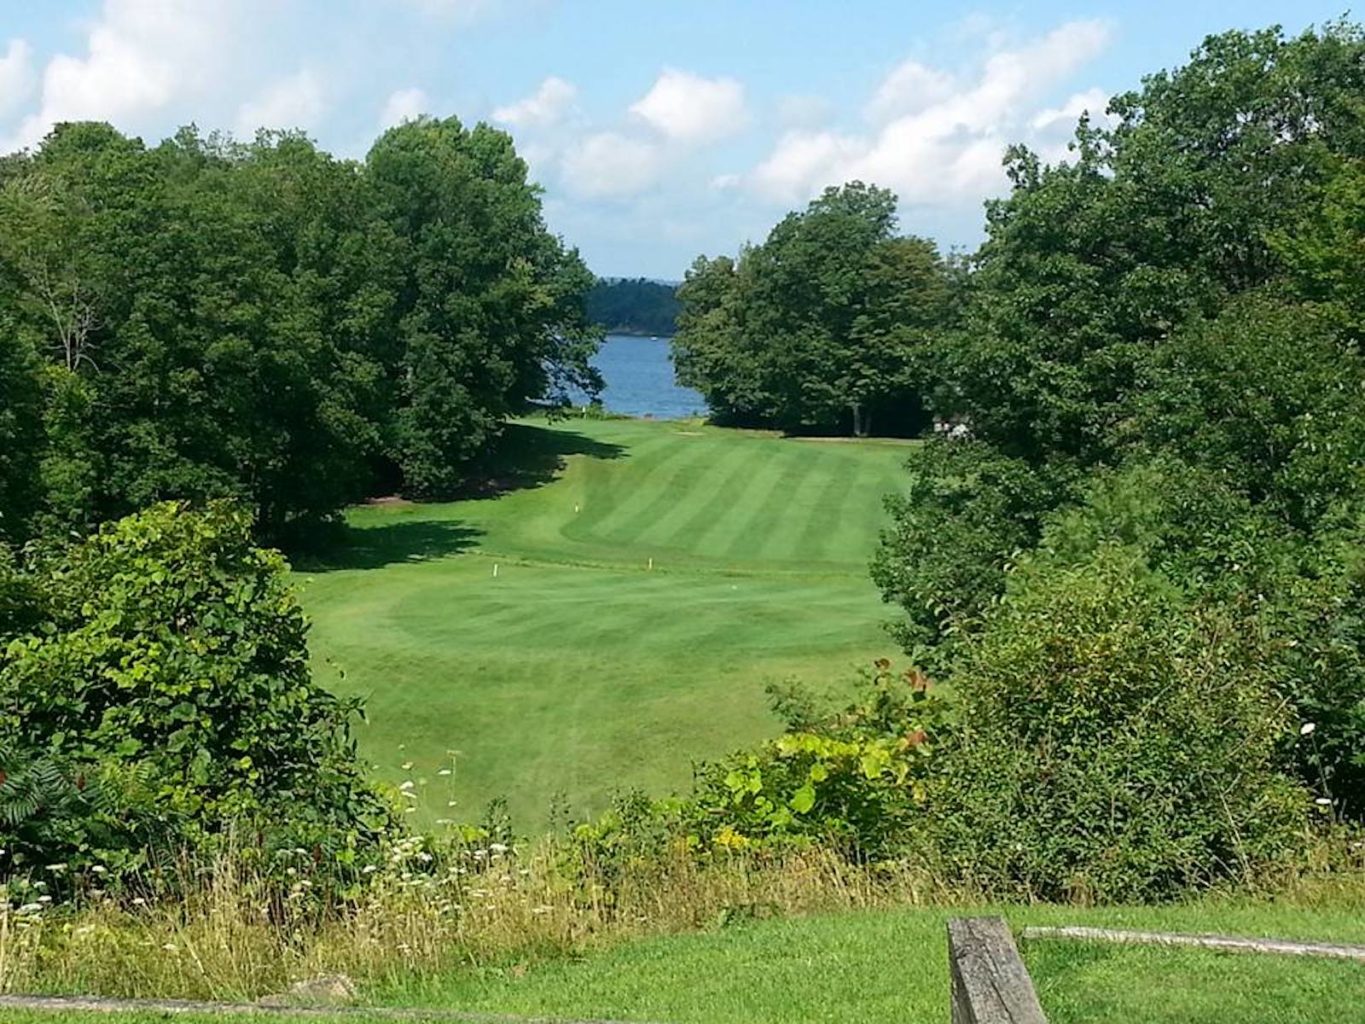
top-left (366, 116), bottom-right (600, 496)
top-left (0, 115), bottom-right (599, 537)
top-left (674, 183), bottom-right (952, 435)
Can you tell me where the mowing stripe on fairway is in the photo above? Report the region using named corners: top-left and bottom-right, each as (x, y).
top-left (628, 433), bottom-right (756, 552)
top-left (575, 432), bottom-right (711, 541)
top-left (663, 437), bottom-right (791, 559)
top-left (795, 448), bottom-right (878, 565)
top-left (721, 442), bottom-right (826, 562)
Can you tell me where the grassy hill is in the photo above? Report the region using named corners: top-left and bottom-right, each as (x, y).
top-left (299, 416), bottom-right (915, 826)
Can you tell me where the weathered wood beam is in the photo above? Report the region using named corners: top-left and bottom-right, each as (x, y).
top-left (947, 917), bottom-right (1048, 1023)
top-left (1021, 925), bottom-right (1365, 962)
top-left (0, 993), bottom-right (652, 1023)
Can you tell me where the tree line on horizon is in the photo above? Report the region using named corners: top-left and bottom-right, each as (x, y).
top-left (585, 277), bottom-right (680, 337)
top-left (673, 183), bottom-right (954, 437)
top-left (0, 117), bottom-right (601, 549)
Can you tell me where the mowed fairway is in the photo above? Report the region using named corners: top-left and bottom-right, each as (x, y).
top-left (299, 417), bottom-right (913, 827)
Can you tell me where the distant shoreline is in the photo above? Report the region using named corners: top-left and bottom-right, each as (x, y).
top-left (601, 329), bottom-right (676, 338)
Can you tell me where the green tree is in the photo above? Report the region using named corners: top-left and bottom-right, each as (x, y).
top-left (366, 116), bottom-right (600, 495)
top-left (674, 183), bottom-right (952, 435)
top-left (585, 277), bottom-right (680, 336)
top-left (942, 23), bottom-right (1365, 467)
top-left (0, 325), bottom-right (45, 544)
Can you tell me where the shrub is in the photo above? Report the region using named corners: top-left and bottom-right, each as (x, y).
top-left (686, 662), bottom-right (952, 858)
top-left (871, 439), bottom-right (1067, 669)
top-left (1039, 459), bottom-right (1365, 818)
top-left (919, 546), bottom-right (1308, 902)
top-left (1262, 516), bottom-right (1365, 817)
top-left (0, 501), bottom-right (394, 889)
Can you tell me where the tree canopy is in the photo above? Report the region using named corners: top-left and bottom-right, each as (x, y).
top-left (672, 182), bottom-right (954, 436)
top-left (0, 117), bottom-right (599, 543)
top-left (874, 20), bottom-right (1365, 820)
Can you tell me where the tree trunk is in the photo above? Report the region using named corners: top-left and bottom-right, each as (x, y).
top-left (851, 402), bottom-right (869, 438)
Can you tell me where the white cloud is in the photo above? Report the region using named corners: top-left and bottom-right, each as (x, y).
top-left (527, 69), bottom-right (749, 201)
top-left (743, 19), bottom-right (1113, 207)
top-left (0, 39), bottom-right (35, 118)
top-left (561, 131), bottom-right (664, 199)
top-left (864, 60), bottom-right (955, 123)
top-left (629, 68), bottom-right (747, 145)
top-left (380, 86), bottom-right (429, 128)
top-left (750, 130), bottom-right (862, 204)
top-left (3, 0), bottom-right (241, 152)
top-left (1031, 87), bottom-right (1110, 131)
top-left (493, 76), bottom-right (577, 127)
top-left (235, 69), bottom-right (326, 135)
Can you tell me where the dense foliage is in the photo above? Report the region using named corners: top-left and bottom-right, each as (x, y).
top-left (585, 277), bottom-right (680, 336)
top-left (0, 118), bottom-right (598, 543)
top-left (0, 502), bottom-right (392, 889)
top-left (919, 546), bottom-right (1306, 900)
top-left (672, 183), bottom-right (954, 435)
top-left (582, 21), bottom-right (1365, 902)
top-left (874, 21), bottom-right (1365, 832)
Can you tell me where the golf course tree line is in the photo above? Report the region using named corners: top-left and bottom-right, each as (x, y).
top-left (672, 182), bottom-right (956, 436)
top-left (0, 116), bottom-right (601, 549)
top-left (0, 115), bottom-right (598, 889)
top-left (584, 277), bottom-right (681, 336)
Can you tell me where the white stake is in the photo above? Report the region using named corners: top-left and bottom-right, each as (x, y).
top-left (648, 557), bottom-right (653, 570)
top-left (492, 563), bottom-right (499, 578)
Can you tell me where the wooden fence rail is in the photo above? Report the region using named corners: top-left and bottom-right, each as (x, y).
top-left (0, 994), bottom-right (652, 1023)
top-left (1020, 925), bottom-right (1365, 962)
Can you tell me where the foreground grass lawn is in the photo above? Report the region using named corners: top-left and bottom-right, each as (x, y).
top-left (364, 902), bottom-right (1365, 1024)
top-left (12, 901), bottom-right (1365, 1023)
top-left (1027, 939), bottom-right (1365, 1023)
top-left (299, 416), bottom-right (914, 825)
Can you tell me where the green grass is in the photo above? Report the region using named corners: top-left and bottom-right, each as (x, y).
top-left (1027, 939), bottom-right (1365, 1023)
top-left (361, 903), bottom-right (1365, 1024)
top-left (14, 901), bottom-right (1365, 1022)
top-left (299, 417), bottom-right (915, 826)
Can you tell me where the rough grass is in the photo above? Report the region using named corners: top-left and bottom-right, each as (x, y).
top-left (10, 837), bottom-right (1362, 1023)
top-left (299, 417), bottom-right (915, 825)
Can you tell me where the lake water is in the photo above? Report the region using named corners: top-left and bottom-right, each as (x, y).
top-left (572, 334), bottom-right (707, 419)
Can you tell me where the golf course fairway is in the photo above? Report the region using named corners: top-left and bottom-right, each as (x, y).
top-left (300, 416), bottom-right (914, 826)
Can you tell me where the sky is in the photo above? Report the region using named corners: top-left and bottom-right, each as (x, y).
top-left (0, 1), bottom-right (1352, 279)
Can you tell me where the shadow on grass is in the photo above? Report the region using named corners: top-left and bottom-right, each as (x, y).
top-left (299, 519), bottom-right (484, 572)
top-left (299, 422), bottom-right (624, 572)
top-left (460, 421), bottom-right (627, 499)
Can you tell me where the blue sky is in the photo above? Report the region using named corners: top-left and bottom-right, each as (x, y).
top-left (0, 1), bottom-right (1351, 278)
